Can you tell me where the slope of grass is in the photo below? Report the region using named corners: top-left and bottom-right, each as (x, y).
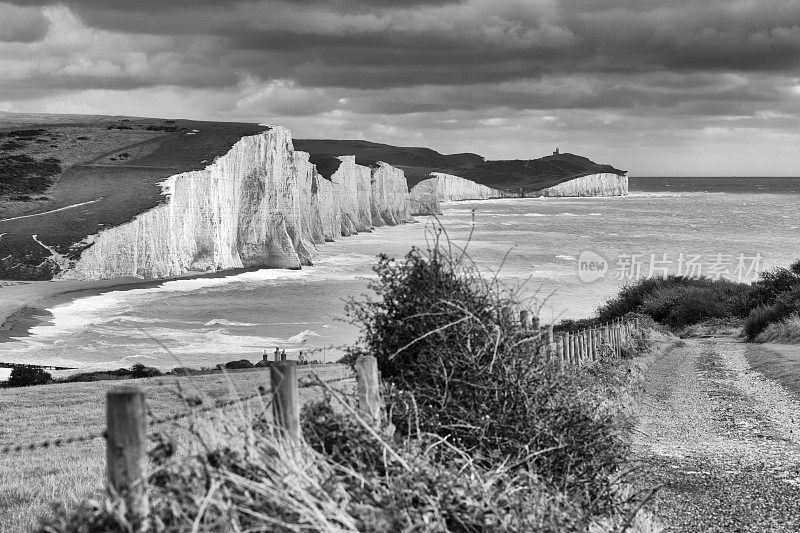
top-left (0, 364), bottom-right (354, 531)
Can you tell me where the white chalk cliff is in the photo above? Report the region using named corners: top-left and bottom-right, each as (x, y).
top-left (409, 172), bottom-right (508, 215)
top-left (538, 172), bottom-right (628, 197)
top-left (60, 127), bottom-right (413, 280)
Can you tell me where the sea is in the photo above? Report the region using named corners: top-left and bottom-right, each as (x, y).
top-left (1, 176), bottom-right (798, 376)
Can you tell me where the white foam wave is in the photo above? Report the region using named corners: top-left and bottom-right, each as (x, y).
top-left (203, 319), bottom-right (258, 328)
top-left (286, 329), bottom-right (321, 344)
top-left (556, 255), bottom-right (576, 261)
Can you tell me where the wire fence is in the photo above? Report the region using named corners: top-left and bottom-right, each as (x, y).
top-left (0, 316), bottom-right (642, 458)
top-left (0, 369), bottom-right (357, 457)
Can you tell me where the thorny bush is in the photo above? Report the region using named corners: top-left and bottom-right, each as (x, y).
top-left (346, 233), bottom-right (632, 510)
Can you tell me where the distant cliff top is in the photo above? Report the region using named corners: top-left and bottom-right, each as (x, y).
top-left (294, 138), bottom-right (625, 194)
top-left (442, 153), bottom-right (627, 193)
top-left (294, 139), bottom-right (482, 183)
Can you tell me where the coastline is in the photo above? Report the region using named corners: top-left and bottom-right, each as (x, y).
top-left (0, 267), bottom-right (276, 347)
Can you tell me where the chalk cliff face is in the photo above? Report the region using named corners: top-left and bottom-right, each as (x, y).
top-left (60, 127), bottom-right (412, 280)
top-left (433, 173), bottom-right (508, 201)
top-left (538, 173), bottom-right (628, 197)
top-left (408, 178), bottom-right (442, 216)
top-left (408, 172), bottom-right (508, 215)
top-left (330, 155), bottom-right (374, 235)
top-left (371, 162), bottom-right (412, 226)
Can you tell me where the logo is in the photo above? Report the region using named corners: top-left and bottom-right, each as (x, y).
top-left (577, 251), bottom-right (608, 282)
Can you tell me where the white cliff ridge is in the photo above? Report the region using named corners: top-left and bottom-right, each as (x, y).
top-left (60, 127), bottom-right (413, 280)
top-left (409, 172), bottom-right (508, 215)
top-left (539, 173), bottom-right (628, 197)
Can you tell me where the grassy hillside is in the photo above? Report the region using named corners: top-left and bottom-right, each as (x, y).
top-left (295, 138), bottom-right (626, 193)
top-left (294, 138), bottom-right (483, 185)
top-left (0, 364), bottom-right (354, 530)
top-left (0, 114), bottom-right (264, 279)
top-left (443, 152), bottom-right (627, 193)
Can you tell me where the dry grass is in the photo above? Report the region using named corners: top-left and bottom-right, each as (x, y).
top-left (0, 364), bottom-right (354, 532)
top-left (31, 358), bottom-right (665, 533)
top-left (755, 314), bottom-right (800, 344)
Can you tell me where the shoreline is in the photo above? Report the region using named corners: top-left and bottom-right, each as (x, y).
top-left (0, 266), bottom-right (277, 351)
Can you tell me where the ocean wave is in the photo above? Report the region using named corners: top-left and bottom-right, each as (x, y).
top-left (286, 329), bottom-right (321, 344)
top-left (627, 192), bottom-right (687, 198)
top-left (556, 255), bottom-right (576, 261)
top-left (203, 319), bottom-right (258, 327)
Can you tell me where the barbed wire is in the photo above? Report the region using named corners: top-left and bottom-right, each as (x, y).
top-left (0, 430), bottom-right (107, 455)
top-left (0, 320), bottom-right (638, 457)
top-left (0, 374), bottom-right (356, 456)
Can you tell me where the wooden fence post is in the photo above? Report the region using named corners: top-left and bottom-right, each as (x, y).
top-left (355, 355), bottom-right (382, 424)
top-left (553, 335), bottom-right (564, 370)
top-left (531, 317), bottom-right (540, 331)
top-left (270, 361), bottom-right (301, 441)
top-left (519, 310), bottom-right (530, 329)
top-left (569, 333), bottom-right (576, 366)
top-left (106, 386), bottom-right (149, 523)
top-left (585, 329), bottom-right (591, 363)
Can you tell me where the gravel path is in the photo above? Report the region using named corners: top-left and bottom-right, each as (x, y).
top-left (633, 336), bottom-right (800, 532)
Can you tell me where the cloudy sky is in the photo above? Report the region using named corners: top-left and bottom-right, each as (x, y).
top-left (1, 0), bottom-right (798, 176)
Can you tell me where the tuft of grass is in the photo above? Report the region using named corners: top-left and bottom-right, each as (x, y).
top-left (754, 314), bottom-right (800, 344)
top-left (744, 304), bottom-right (782, 340)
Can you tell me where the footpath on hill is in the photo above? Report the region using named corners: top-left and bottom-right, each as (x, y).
top-left (633, 335), bottom-right (800, 532)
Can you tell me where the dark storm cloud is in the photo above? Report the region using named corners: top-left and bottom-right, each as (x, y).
top-left (1, 0), bottom-right (799, 174)
top-left (0, 3), bottom-right (49, 42)
top-left (11, 0), bottom-right (799, 81)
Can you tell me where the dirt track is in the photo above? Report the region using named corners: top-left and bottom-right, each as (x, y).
top-left (633, 336), bottom-right (800, 532)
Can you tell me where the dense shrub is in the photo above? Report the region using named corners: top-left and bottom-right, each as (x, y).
top-left (597, 275), bottom-right (755, 329)
top-left (640, 286), bottom-right (732, 328)
top-left (0, 154), bottom-right (62, 194)
top-left (744, 305), bottom-right (782, 340)
top-left (301, 398), bottom-right (387, 474)
top-left (751, 260), bottom-right (800, 304)
top-left (347, 238), bottom-right (630, 508)
top-left (60, 364), bottom-right (162, 383)
top-left (128, 363), bottom-right (162, 379)
top-left (223, 359), bottom-right (255, 370)
top-left (5, 367), bottom-right (52, 387)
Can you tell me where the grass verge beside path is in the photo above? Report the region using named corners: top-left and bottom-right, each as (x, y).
top-left (744, 342), bottom-right (800, 401)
